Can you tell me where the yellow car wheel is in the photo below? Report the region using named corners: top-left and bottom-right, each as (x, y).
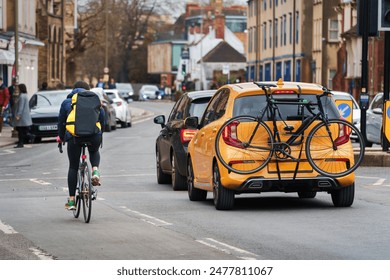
top-left (213, 162), bottom-right (235, 210)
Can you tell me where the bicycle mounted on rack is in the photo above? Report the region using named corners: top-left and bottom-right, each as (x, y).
top-left (215, 82), bottom-right (365, 179)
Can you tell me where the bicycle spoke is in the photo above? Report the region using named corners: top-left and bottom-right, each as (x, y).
top-left (216, 116), bottom-right (273, 174)
top-left (306, 119), bottom-right (365, 177)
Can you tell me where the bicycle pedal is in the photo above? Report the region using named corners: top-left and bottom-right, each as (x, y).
top-left (92, 189), bottom-right (98, 200)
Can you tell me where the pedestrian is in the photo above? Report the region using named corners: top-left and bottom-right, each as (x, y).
top-left (108, 78), bottom-right (116, 89)
top-left (41, 82), bottom-right (48, 90)
top-left (13, 83), bottom-right (32, 148)
top-left (7, 77), bottom-right (16, 116)
top-left (57, 80), bottom-right (105, 210)
top-left (96, 77), bottom-right (105, 88)
top-left (0, 77), bottom-right (10, 137)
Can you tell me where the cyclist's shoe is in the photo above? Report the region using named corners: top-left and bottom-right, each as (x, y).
top-left (91, 169), bottom-right (101, 186)
top-left (65, 199), bottom-right (76, 210)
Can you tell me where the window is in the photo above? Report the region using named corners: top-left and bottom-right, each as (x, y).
top-left (328, 19), bottom-right (339, 42)
top-left (289, 13), bottom-right (292, 44)
top-left (280, 16), bottom-right (283, 46)
top-left (283, 15), bottom-right (287, 46)
top-left (328, 69), bottom-right (336, 89)
top-left (275, 19), bottom-right (278, 47)
top-left (263, 22), bottom-right (267, 50)
top-left (269, 20), bottom-right (272, 49)
top-left (233, 94), bottom-right (339, 120)
top-left (295, 12), bottom-right (299, 44)
top-left (201, 90), bottom-right (229, 126)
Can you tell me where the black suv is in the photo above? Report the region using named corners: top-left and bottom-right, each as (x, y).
top-left (154, 90), bottom-right (215, 190)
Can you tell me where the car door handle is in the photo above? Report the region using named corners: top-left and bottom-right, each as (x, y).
top-left (212, 128), bottom-right (217, 133)
top-left (201, 132), bottom-right (205, 137)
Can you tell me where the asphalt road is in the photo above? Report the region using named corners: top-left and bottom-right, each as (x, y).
top-left (1, 101), bottom-right (390, 264)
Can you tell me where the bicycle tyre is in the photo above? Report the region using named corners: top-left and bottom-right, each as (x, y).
top-left (81, 162), bottom-right (92, 223)
top-left (215, 115), bottom-right (273, 174)
top-left (73, 165), bottom-right (82, 218)
top-left (305, 119), bottom-right (365, 178)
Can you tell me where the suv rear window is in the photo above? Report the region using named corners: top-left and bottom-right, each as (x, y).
top-left (233, 94), bottom-right (340, 120)
top-left (189, 97), bottom-right (212, 118)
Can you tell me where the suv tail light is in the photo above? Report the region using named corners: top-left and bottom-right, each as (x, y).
top-left (116, 101), bottom-right (122, 106)
top-left (181, 128), bottom-right (197, 143)
top-left (222, 120), bottom-right (243, 148)
top-left (334, 122), bottom-right (351, 146)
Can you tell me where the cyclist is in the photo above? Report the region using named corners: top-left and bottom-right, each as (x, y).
top-left (57, 81), bottom-right (105, 210)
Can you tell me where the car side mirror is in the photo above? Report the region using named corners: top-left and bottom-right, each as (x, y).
top-left (184, 116), bottom-right (199, 129)
top-left (154, 115), bottom-right (165, 128)
top-left (372, 108), bottom-right (382, 115)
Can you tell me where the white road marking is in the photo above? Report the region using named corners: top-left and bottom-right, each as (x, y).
top-left (373, 178), bottom-right (386, 186)
top-left (120, 206), bottom-right (172, 226)
top-left (29, 247), bottom-right (55, 260)
top-left (0, 220), bottom-right (18, 234)
top-left (0, 173), bottom-right (154, 182)
top-left (196, 238), bottom-right (258, 260)
top-left (30, 178), bottom-right (52, 185)
top-left (0, 149), bottom-right (15, 155)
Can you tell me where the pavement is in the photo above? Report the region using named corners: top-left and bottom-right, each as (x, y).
top-left (1, 107), bottom-right (389, 167)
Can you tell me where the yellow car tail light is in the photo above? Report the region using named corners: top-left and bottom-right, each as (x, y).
top-left (334, 122), bottom-right (352, 146)
top-left (222, 120), bottom-right (243, 148)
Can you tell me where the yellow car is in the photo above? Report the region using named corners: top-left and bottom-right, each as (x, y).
top-left (186, 80), bottom-right (364, 210)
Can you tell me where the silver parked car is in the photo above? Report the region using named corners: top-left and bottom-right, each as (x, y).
top-left (366, 92), bottom-right (383, 147)
top-left (139, 84), bottom-right (160, 100)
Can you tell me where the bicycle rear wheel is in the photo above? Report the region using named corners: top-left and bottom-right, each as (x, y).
top-left (306, 119), bottom-right (365, 177)
top-left (215, 115), bottom-right (273, 174)
top-left (80, 162), bottom-right (92, 223)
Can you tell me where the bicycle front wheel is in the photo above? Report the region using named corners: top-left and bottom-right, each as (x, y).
top-left (80, 162), bottom-right (92, 223)
top-left (306, 119), bottom-right (365, 178)
top-left (215, 115), bottom-right (273, 174)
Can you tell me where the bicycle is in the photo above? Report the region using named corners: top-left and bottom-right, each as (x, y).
top-left (215, 83), bottom-right (365, 178)
top-left (58, 141), bottom-right (96, 223)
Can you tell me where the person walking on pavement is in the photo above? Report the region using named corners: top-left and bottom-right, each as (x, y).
top-left (0, 77), bottom-right (10, 137)
top-left (13, 83), bottom-right (32, 148)
top-left (57, 81), bottom-right (105, 210)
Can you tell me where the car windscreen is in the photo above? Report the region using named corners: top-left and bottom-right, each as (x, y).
top-left (36, 92), bottom-right (69, 107)
top-left (144, 86), bottom-right (158, 92)
top-left (105, 92), bottom-right (115, 100)
top-left (116, 84), bottom-right (132, 91)
top-left (189, 97), bottom-right (212, 118)
top-left (233, 94), bottom-right (340, 120)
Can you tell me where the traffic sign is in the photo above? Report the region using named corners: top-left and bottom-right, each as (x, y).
top-left (335, 99), bottom-right (353, 123)
top-left (384, 100), bottom-right (390, 142)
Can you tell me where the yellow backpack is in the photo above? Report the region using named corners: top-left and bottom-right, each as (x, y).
top-left (66, 91), bottom-right (102, 137)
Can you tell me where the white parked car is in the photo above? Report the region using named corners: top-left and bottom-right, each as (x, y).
top-left (104, 89), bottom-right (132, 128)
top-left (331, 91), bottom-right (361, 130)
top-left (116, 83), bottom-right (134, 102)
top-left (139, 84), bottom-right (160, 100)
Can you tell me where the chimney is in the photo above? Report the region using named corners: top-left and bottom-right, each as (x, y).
top-left (215, 14), bottom-right (225, 39)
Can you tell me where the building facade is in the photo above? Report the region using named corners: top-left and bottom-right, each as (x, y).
top-left (36, 0), bottom-right (69, 90)
top-left (0, 0), bottom-right (44, 94)
top-left (247, 0), bottom-right (313, 83)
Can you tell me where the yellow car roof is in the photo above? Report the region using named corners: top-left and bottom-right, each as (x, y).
top-left (223, 79), bottom-right (326, 96)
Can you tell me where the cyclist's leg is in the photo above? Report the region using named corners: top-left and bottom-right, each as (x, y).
top-left (66, 139), bottom-right (82, 208)
top-left (87, 134), bottom-right (102, 186)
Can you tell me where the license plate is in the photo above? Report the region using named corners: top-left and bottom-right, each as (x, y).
top-left (38, 125), bottom-right (57, 131)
